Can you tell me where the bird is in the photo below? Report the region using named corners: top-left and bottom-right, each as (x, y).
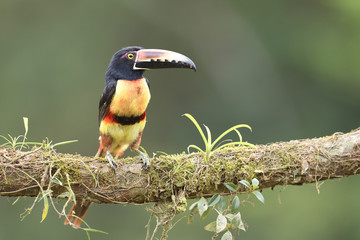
top-left (64, 46), bottom-right (196, 228)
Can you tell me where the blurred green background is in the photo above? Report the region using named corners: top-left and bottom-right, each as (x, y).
top-left (1, 0), bottom-right (360, 239)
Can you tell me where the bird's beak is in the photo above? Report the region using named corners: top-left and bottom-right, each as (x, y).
top-left (134, 49), bottom-right (196, 71)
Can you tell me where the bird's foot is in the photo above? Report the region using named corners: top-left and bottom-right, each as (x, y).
top-left (105, 151), bottom-right (118, 172)
top-left (131, 148), bottom-right (149, 169)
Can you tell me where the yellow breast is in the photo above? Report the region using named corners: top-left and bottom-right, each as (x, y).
top-left (110, 78), bottom-right (151, 116)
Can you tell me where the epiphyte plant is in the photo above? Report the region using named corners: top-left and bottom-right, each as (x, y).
top-left (184, 113), bottom-right (255, 162)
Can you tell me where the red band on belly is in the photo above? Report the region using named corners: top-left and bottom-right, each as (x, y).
top-left (104, 111), bottom-right (146, 125)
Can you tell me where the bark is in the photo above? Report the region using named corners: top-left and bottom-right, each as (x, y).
top-left (0, 128), bottom-right (359, 204)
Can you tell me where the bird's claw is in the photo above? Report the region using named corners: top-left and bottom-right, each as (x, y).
top-left (132, 148), bottom-right (149, 169)
top-left (105, 151), bottom-right (118, 172)
top-left (139, 152), bottom-right (150, 169)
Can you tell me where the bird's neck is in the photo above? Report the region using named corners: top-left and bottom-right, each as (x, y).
top-left (105, 69), bottom-right (144, 83)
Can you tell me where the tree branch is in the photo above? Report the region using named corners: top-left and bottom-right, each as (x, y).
top-left (1, 128), bottom-right (359, 204)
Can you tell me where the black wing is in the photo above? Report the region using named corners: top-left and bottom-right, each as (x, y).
top-left (98, 81), bottom-right (117, 125)
top-left (145, 77), bottom-right (150, 90)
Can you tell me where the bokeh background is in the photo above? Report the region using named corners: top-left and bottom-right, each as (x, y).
top-left (1, 0), bottom-right (360, 239)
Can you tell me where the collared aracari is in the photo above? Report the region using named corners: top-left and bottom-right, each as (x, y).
top-left (64, 46), bottom-right (196, 228)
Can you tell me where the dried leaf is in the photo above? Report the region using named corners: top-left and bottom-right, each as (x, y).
top-left (216, 214), bottom-right (227, 233)
top-left (198, 197), bottom-right (208, 217)
top-left (221, 230), bottom-right (233, 240)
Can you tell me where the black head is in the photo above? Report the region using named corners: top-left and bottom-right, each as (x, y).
top-left (105, 46), bottom-right (145, 82)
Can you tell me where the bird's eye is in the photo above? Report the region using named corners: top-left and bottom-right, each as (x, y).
top-left (127, 53), bottom-right (135, 59)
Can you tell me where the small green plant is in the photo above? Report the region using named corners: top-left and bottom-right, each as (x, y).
top-left (238, 179), bottom-right (264, 204)
top-left (184, 113), bottom-right (255, 163)
top-left (0, 118), bottom-right (105, 239)
top-left (0, 117), bottom-right (31, 149)
top-left (188, 178), bottom-right (264, 239)
top-left (0, 118), bottom-right (78, 151)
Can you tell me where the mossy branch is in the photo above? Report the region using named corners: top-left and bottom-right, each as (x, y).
top-left (0, 128), bottom-right (359, 204)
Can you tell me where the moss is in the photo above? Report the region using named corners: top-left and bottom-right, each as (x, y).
top-left (175, 195), bottom-right (187, 213)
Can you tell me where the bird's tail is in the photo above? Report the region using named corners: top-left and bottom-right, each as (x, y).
top-left (64, 201), bottom-right (93, 229)
top-left (65, 141), bottom-right (100, 229)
